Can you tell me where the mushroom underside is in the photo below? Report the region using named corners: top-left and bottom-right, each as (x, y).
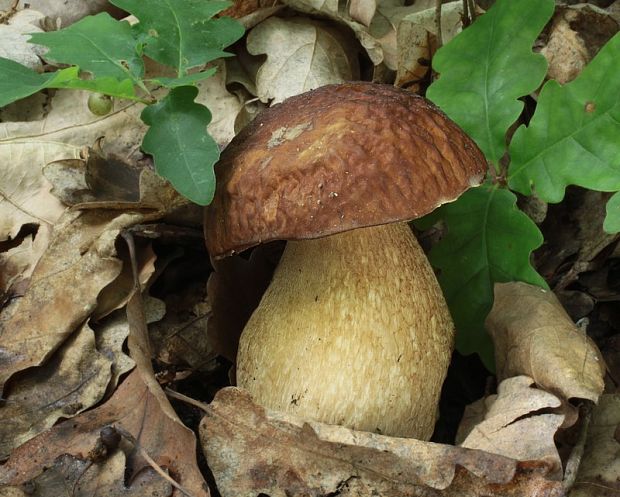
top-left (236, 222), bottom-right (454, 440)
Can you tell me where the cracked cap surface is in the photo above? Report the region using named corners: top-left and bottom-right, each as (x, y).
top-left (205, 82), bottom-right (487, 257)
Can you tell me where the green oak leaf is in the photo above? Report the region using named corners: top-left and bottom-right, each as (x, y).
top-left (29, 13), bottom-right (144, 83)
top-left (604, 192), bottom-right (620, 233)
top-left (148, 67), bottom-right (218, 88)
top-left (55, 76), bottom-right (137, 100)
top-left (0, 58), bottom-right (76, 106)
top-left (0, 57), bottom-right (138, 107)
top-left (427, 0), bottom-right (553, 165)
top-left (428, 185), bottom-right (547, 367)
top-left (508, 32), bottom-right (620, 221)
top-left (141, 86), bottom-right (219, 205)
top-left (111, 0), bottom-right (244, 76)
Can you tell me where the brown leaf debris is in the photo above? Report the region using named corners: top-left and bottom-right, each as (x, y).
top-left (200, 387), bottom-right (564, 497)
top-left (486, 282), bottom-right (606, 404)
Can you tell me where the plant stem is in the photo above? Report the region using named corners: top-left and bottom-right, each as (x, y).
top-left (435, 0), bottom-right (443, 49)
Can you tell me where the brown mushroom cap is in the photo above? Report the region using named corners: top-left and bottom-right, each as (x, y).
top-left (205, 82), bottom-right (486, 257)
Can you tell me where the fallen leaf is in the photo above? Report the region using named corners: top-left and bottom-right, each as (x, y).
top-left (0, 90), bottom-right (145, 292)
top-left (225, 44), bottom-right (262, 96)
top-left (0, 209), bottom-right (147, 394)
top-left (3, 0), bottom-right (124, 27)
top-left (289, 0), bottom-right (338, 14)
top-left (349, 0), bottom-right (376, 26)
top-left (0, 451), bottom-right (172, 497)
top-left (280, 0), bottom-right (385, 66)
top-left (94, 311), bottom-right (135, 392)
top-left (541, 5), bottom-right (618, 84)
top-left (0, 370), bottom-right (208, 497)
top-left (93, 239), bottom-right (157, 320)
top-left (150, 295), bottom-right (214, 371)
top-left (486, 282), bottom-right (606, 404)
top-left (94, 296), bottom-right (164, 393)
top-left (0, 9), bottom-right (46, 69)
top-left (396, 1), bottom-right (465, 87)
top-left (0, 229), bottom-right (47, 298)
top-left (0, 321), bottom-right (112, 459)
top-left (247, 16), bottom-right (359, 103)
top-left (196, 60), bottom-right (246, 147)
top-left (458, 376), bottom-right (564, 478)
top-left (201, 387), bottom-right (564, 497)
top-left (568, 394), bottom-right (620, 496)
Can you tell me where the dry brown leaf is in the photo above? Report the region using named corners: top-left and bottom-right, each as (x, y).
top-left (123, 232), bottom-right (208, 490)
top-left (0, 321), bottom-right (112, 459)
top-left (279, 0), bottom-right (384, 66)
top-left (150, 297), bottom-right (213, 371)
top-left (94, 296), bottom-right (165, 393)
top-left (247, 16), bottom-right (360, 104)
top-left (486, 282), bottom-right (606, 404)
top-left (196, 60), bottom-right (246, 147)
top-left (94, 240), bottom-right (157, 320)
top-left (568, 394), bottom-right (620, 496)
top-left (541, 5), bottom-right (618, 85)
top-left (0, 209), bottom-right (152, 394)
top-left (0, 9), bottom-right (46, 69)
top-left (0, 370), bottom-right (208, 497)
top-left (458, 376), bottom-right (564, 478)
top-left (1, 451), bottom-right (172, 497)
top-left (0, 230), bottom-right (48, 298)
top-left (395, 1), bottom-right (465, 87)
top-left (2, 0), bottom-right (123, 27)
top-left (201, 387), bottom-right (564, 497)
top-left (349, 0), bottom-right (376, 26)
top-left (0, 91), bottom-right (145, 293)
top-left (44, 146), bottom-right (185, 213)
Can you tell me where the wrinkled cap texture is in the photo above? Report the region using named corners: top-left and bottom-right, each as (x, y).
top-left (205, 82), bottom-right (486, 257)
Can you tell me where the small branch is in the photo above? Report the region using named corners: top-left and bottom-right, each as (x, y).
top-left (114, 425), bottom-right (198, 497)
top-left (435, 0), bottom-right (443, 49)
top-left (562, 402), bottom-right (593, 493)
top-left (468, 0), bottom-right (477, 23)
top-left (462, 0), bottom-right (470, 27)
top-left (165, 387), bottom-right (210, 413)
top-left (0, 0), bottom-right (20, 24)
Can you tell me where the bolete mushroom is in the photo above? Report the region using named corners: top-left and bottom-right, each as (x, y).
top-left (205, 82), bottom-right (486, 440)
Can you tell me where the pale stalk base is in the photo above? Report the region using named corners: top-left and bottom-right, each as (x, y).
top-left (236, 222), bottom-right (454, 439)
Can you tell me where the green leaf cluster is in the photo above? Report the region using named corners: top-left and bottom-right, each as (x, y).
top-left (0, 0), bottom-right (244, 205)
top-left (426, 0), bottom-right (620, 367)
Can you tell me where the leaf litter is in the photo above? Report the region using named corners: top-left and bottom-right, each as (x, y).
top-left (0, 0), bottom-right (618, 495)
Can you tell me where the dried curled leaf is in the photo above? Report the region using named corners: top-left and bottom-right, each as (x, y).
top-left (568, 394), bottom-right (620, 496)
top-left (459, 376), bottom-right (564, 478)
top-left (486, 282), bottom-right (606, 403)
top-left (247, 16), bottom-right (359, 104)
top-left (0, 210), bottom-right (129, 394)
top-left (200, 387), bottom-right (563, 497)
top-left (0, 370), bottom-right (208, 497)
top-left (0, 322), bottom-right (112, 459)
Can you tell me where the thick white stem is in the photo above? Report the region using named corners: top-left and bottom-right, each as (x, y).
top-left (236, 222), bottom-right (454, 439)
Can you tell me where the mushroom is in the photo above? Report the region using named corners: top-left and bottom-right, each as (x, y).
top-left (205, 82), bottom-right (486, 440)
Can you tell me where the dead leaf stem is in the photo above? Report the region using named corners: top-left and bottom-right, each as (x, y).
top-left (435, 0), bottom-right (443, 49)
top-left (114, 425), bottom-right (197, 497)
top-left (562, 402), bottom-right (593, 493)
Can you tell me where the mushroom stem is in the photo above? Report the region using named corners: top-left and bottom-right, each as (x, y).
top-left (236, 222), bottom-right (454, 439)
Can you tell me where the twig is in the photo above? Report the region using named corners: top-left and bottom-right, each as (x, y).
top-left (165, 387), bottom-right (210, 413)
top-left (562, 402), bottom-right (593, 493)
top-left (0, 0), bottom-right (20, 24)
top-left (435, 0), bottom-right (443, 49)
top-left (114, 425), bottom-right (198, 497)
top-left (467, 0), bottom-right (477, 23)
top-left (462, 0), bottom-right (469, 27)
